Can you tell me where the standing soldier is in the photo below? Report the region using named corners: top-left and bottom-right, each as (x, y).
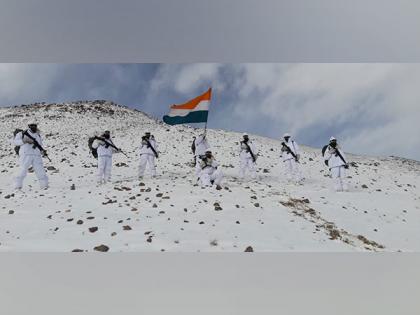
top-left (193, 133), bottom-right (210, 177)
top-left (280, 133), bottom-right (303, 184)
top-left (14, 121), bottom-right (49, 190)
top-left (238, 133), bottom-right (257, 179)
top-left (323, 137), bottom-right (349, 192)
top-left (139, 132), bottom-right (159, 178)
top-left (92, 130), bottom-right (121, 184)
top-left (198, 150), bottom-right (223, 190)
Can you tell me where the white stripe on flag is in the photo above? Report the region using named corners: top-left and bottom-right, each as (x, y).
top-left (167, 100), bottom-right (210, 117)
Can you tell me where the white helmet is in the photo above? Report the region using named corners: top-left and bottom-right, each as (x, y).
top-left (283, 133), bottom-right (291, 138)
top-left (243, 132), bottom-right (249, 137)
top-left (329, 136), bottom-right (336, 141)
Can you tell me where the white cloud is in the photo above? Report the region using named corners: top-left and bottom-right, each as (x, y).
top-left (0, 64), bottom-right (60, 105)
top-left (149, 63), bottom-right (224, 95)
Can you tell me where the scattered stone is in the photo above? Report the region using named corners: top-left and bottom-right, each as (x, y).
top-left (102, 199), bottom-right (117, 205)
top-left (93, 244), bottom-right (109, 252)
top-left (76, 220), bottom-right (83, 225)
top-left (8, 210), bottom-right (14, 215)
top-left (210, 239), bottom-right (218, 246)
top-left (361, 184), bottom-right (368, 189)
top-left (89, 227), bottom-right (98, 233)
top-left (72, 249), bottom-right (84, 252)
top-left (70, 184), bottom-right (76, 190)
top-left (244, 246), bottom-right (254, 252)
top-left (123, 225), bottom-right (132, 231)
top-left (214, 202), bottom-right (223, 211)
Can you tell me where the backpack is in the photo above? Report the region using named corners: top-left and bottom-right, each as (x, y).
top-left (13, 129), bottom-right (23, 156)
top-left (321, 144), bottom-right (329, 156)
top-left (88, 136), bottom-right (98, 159)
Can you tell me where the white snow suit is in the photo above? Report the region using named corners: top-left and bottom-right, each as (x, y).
top-left (138, 138), bottom-right (158, 177)
top-left (239, 140), bottom-right (257, 179)
top-left (92, 138), bottom-right (118, 183)
top-left (194, 135), bottom-right (210, 176)
top-left (280, 139), bottom-right (302, 183)
top-left (14, 129), bottom-right (49, 189)
top-left (198, 157), bottom-right (223, 187)
top-left (324, 145), bottom-right (348, 192)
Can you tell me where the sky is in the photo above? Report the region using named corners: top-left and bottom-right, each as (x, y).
top-left (0, 63), bottom-right (419, 160)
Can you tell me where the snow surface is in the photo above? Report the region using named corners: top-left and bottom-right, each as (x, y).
top-left (0, 101), bottom-right (419, 252)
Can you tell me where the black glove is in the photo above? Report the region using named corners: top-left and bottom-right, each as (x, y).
top-left (324, 160), bottom-right (329, 167)
top-left (344, 164), bottom-right (349, 169)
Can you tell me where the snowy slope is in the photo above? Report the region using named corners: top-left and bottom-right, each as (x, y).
top-left (0, 101), bottom-right (419, 252)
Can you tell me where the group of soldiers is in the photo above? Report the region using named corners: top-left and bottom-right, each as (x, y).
top-left (11, 121), bottom-right (350, 192)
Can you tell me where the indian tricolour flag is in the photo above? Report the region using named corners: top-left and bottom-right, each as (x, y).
top-left (163, 88), bottom-right (211, 125)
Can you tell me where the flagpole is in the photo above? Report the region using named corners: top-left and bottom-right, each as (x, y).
top-left (204, 87), bottom-right (211, 136)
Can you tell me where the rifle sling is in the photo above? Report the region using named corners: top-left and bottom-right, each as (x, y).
top-left (242, 141), bottom-right (256, 162)
top-left (23, 130), bottom-right (46, 153)
top-left (282, 142), bottom-right (297, 160)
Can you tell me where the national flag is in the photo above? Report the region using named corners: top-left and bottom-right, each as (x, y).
top-left (163, 88), bottom-right (211, 125)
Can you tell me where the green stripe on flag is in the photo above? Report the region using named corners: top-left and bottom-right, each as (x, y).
top-left (163, 111), bottom-right (209, 125)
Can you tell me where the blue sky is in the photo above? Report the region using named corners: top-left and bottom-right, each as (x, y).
top-left (0, 63), bottom-right (419, 160)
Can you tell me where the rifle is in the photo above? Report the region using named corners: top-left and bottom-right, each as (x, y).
top-left (242, 140), bottom-right (257, 163)
top-left (281, 141), bottom-right (298, 162)
top-left (22, 130), bottom-right (52, 162)
top-left (143, 137), bottom-right (159, 158)
top-left (333, 147), bottom-right (349, 168)
top-left (96, 137), bottom-right (129, 158)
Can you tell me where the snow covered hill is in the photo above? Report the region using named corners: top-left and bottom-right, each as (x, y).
top-left (0, 101), bottom-right (419, 252)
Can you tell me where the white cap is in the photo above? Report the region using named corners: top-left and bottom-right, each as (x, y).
top-left (283, 133), bottom-right (291, 138)
top-left (329, 136), bottom-right (336, 141)
top-left (243, 133), bottom-right (249, 137)
top-left (27, 120), bottom-right (38, 126)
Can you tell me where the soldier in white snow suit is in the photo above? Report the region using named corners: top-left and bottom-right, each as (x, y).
top-left (138, 132), bottom-right (158, 178)
top-left (14, 122), bottom-right (49, 190)
top-left (92, 130), bottom-right (121, 184)
top-left (238, 133), bottom-right (257, 179)
top-left (280, 133), bottom-right (303, 183)
top-left (193, 133), bottom-right (210, 176)
top-left (323, 137), bottom-right (349, 192)
top-left (199, 150), bottom-right (223, 190)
